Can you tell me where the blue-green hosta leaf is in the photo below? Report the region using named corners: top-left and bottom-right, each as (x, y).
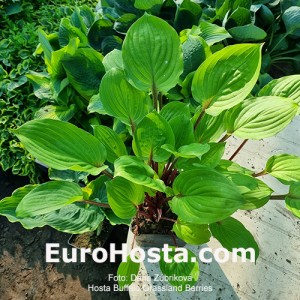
top-left (173, 220), bottom-right (211, 245)
top-left (266, 154), bottom-right (300, 183)
top-left (44, 202), bottom-right (105, 234)
top-left (102, 49), bottom-right (123, 71)
top-left (99, 69), bottom-right (148, 126)
top-left (192, 44), bottom-right (262, 116)
top-left (122, 14), bottom-right (183, 93)
top-left (14, 119), bottom-right (107, 175)
top-left (117, 255), bottom-right (140, 288)
top-left (282, 6), bottom-right (300, 36)
top-left (209, 217), bottom-right (259, 262)
top-left (16, 181), bottom-right (83, 218)
top-left (133, 112), bottom-right (175, 162)
top-left (34, 105), bottom-right (76, 121)
top-left (93, 125), bottom-right (127, 163)
top-left (199, 21), bottom-right (231, 46)
top-left (258, 75), bottom-right (300, 113)
top-left (114, 156), bottom-right (166, 192)
top-left (161, 143), bottom-right (210, 159)
top-left (171, 168), bottom-right (244, 224)
top-left (106, 177), bottom-right (144, 219)
top-left (159, 247), bottom-right (199, 291)
top-left (285, 182), bottom-right (300, 218)
top-left (0, 185), bottom-right (46, 229)
top-left (62, 48), bottom-right (105, 100)
top-left (228, 24), bottom-right (267, 42)
top-left (226, 96), bottom-right (298, 139)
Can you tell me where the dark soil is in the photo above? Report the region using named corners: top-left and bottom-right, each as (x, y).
top-left (0, 170), bottom-right (130, 300)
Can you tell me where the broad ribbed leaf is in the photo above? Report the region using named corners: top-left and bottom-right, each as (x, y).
top-left (99, 69), bottom-right (148, 126)
top-left (134, 0), bottom-right (163, 10)
top-left (199, 21), bottom-right (231, 46)
top-left (266, 154), bottom-right (300, 183)
top-left (173, 220), bottom-right (211, 245)
top-left (161, 143), bottom-right (210, 158)
top-left (62, 48), bottom-right (105, 100)
top-left (114, 156), bottom-right (166, 192)
top-left (159, 102), bottom-right (190, 121)
top-left (16, 181), bottom-right (83, 218)
top-left (171, 168), bottom-right (244, 224)
top-left (14, 119), bottom-right (107, 175)
top-left (285, 182), bottom-right (300, 218)
top-left (226, 96), bottom-right (298, 139)
top-left (282, 6), bottom-right (300, 36)
top-left (106, 177), bottom-right (144, 219)
top-left (117, 256), bottom-right (140, 288)
top-left (0, 185), bottom-right (46, 229)
top-left (228, 25), bottom-right (267, 42)
top-left (35, 105), bottom-right (76, 121)
top-left (102, 49), bottom-right (123, 71)
top-left (93, 125), bottom-right (127, 163)
top-left (159, 247), bottom-right (199, 291)
top-left (122, 14), bottom-right (183, 93)
top-left (258, 75), bottom-right (300, 108)
top-left (200, 142), bottom-right (225, 168)
top-left (210, 217), bottom-right (259, 262)
top-left (192, 44), bottom-right (262, 116)
top-left (44, 202), bottom-right (104, 234)
top-left (133, 112), bottom-right (175, 162)
top-left (216, 160), bottom-right (254, 175)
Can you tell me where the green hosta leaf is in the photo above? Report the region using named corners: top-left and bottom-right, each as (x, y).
top-left (117, 256), bottom-right (140, 288)
top-left (34, 105), bottom-right (76, 121)
top-left (62, 48), bottom-right (105, 100)
top-left (258, 75), bottom-right (300, 107)
top-left (87, 175), bottom-right (110, 203)
top-left (169, 115), bottom-right (195, 149)
top-left (209, 217), bottom-right (259, 262)
top-left (48, 169), bottom-right (89, 184)
top-left (226, 96), bottom-right (298, 139)
top-left (266, 154), bottom-right (300, 183)
top-left (104, 209), bottom-right (131, 225)
top-left (44, 202), bottom-right (105, 234)
top-left (100, 69), bottom-right (148, 126)
top-left (182, 35), bottom-right (211, 78)
top-left (194, 111), bottom-right (226, 143)
top-left (159, 102), bottom-right (190, 121)
top-left (199, 21), bottom-right (231, 46)
top-left (88, 94), bottom-right (106, 115)
top-left (228, 25), bottom-right (267, 42)
top-left (114, 156), bottom-right (166, 192)
top-left (0, 185), bottom-right (46, 229)
top-left (216, 0), bottom-right (251, 18)
top-left (159, 247), bottom-right (199, 291)
top-left (162, 143), bottom-right (210, 159)
top-left (282, 6), bottom-right (300, 36)
top-left (13, 119), bottom-right (107, 175)
top-left (224, 173), bottom-right (258, 194)
top-left (199, 143), bottom-right (225, 168)
top-left (93, 125), bottom-right (127, 163)
top-left (106, 177), bottom-right (144, 219)
top-left (133, 112), bottom-right (175, 162)
top-left (16, 181), bottom-right (83, 218)
top-left (192, 44), bottom-right (262, 116)
top-left (285, 182), bottom-right (300, 218)
top-left (134, 0), bottom-right (163, 11)
top-left (102, 49), bottom-right (123, 71)
top-left (26, 71), bottom-right (53, 100)
top-left (216, 160), bottom-right (254, 176)
top-left (122, 14), bottom-right (183, 93)
top-left (241, 179), bottom-right (272, 210)
top-left (173, 220), bottom-right (211, 245)
top-left (171, 168), bottom-right (244, 224)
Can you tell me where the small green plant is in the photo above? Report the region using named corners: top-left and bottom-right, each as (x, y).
top-left (1, 14), bottom-right (300, 290)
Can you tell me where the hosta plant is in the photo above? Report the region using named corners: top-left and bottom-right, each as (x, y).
top-left (1, 14), bottom-right (300, 290)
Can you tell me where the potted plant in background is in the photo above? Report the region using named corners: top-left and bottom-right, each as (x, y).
top-left (1, 12), bottom-right (300, 291)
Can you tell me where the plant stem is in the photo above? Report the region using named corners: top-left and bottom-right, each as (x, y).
top-left (229, 139), bottom-right (248, 161)
top-left (218, 134), bottom-right (231, 143)
top-left (270, 195), bottom-right (287, 200)
top-left (152, 85), bottom-right (159, 112)
top-left (159, 92), bottom-right (163, 111)
top-left (102, 169), bottom-right (114, 178)
top-left (160, 216), bottom-right (177, 223)
top-left (253, 170), bottom-right (267, 177)
top-left (194, 109), bottom-right (206, 130)
top-left (272, 48), bottom-right (300, 58)
top-left (80, 200), bottom-right (111, 208)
